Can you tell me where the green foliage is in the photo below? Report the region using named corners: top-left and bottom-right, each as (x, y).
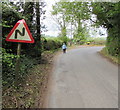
top-left (72, 37), bottom-right (86, 45)
top-left (91, 2), bottom-right (120, 56)
top-left (2, 48), bottom-right (17, 86)
top-left (43, 37), bottom-right (63, 50)
top-left (52, 2), bottom-right (68, 39)
top-left (2, 2), bottom-right (23, 51)
top-left (58, 36), bottom-right (68, 44)
top-left (91, 2), bottom-right (120, 29)
top-left (52, 1), bottom-right (91, 43)
top-left (2, 3), bottom-right (23, 38)
top-left (65, 2), bottom-right (90, 22)
top-left (22, 2), bottom-right (35, 35)
top-left (100, 47), bottom-right (119, 64)
top-left (19, 55), bottom-right (38, 78)
top-left (2, 47), bottom-right (39, 87)
top-left (2, 1), bottom-right (48, 108)
top-left (106, 36), bottom-right (119, 56)
top-left (74, 29), bottom-right (87, 42)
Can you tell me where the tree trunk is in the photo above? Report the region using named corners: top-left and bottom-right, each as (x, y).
top-left (36, 2), bottom-right (41, 58)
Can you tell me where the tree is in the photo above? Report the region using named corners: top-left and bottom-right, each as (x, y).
top-left (23, 2), bottom-right (35, 34)
top-left (51, 2), bottom-right (69, 43)
top-left (91, 2), bottom-right (120, 56)
top-left (34, 1), bottom-right (46, 57)
top-left (2, 2), bottom-right (23, 52)
top-left (52, 1), bottom-right (91, 43)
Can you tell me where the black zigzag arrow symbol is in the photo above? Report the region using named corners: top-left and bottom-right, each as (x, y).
top-left (15, 27), bottom-right (25, 39)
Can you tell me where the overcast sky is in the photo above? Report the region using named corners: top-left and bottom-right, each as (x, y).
top-left (42, 0), bottom-right (61, 37)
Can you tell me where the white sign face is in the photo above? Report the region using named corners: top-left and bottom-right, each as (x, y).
top-left (6, 19), bottom-right (34, 43)
top-left (9, 23), bottom-right (31, 41)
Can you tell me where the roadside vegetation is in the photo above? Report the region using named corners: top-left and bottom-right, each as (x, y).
top-left (1, 2), bottom-right (61, 108)
top-left (71, 37), bottom-right (106, 46)
top-left (1, 1), bottom-right (119, 108)
top-left (41, 36), bottom-right (63, 51)
top-left (86, 37), bottom-right (106, 46)
top-left (100, 47), bottom-right (119, 64)
top-left (91, 2), bottom-right (120, 64)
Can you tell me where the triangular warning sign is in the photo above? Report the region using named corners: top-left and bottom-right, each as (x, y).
top-left (6, 19), bottom-right (34, 43)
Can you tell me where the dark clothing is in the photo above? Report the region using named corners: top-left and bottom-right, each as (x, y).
top-left (62, 44), bottom-right (67, 53)
top-left (63, 48), bottom-right (66, 53)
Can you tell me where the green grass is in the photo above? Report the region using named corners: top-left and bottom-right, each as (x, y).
top-left (100, 47), bottom-right (119, 64)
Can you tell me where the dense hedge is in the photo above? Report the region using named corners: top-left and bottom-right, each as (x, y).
top-left (106, 33), bottom-right (119, 57)
top-left (2, 48), bottom-right (39, 88)
top-left (42, 37), bottom-right (63, 51)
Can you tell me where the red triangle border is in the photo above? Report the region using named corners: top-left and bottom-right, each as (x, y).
top-left (6, 19), bottom-right (35, 43)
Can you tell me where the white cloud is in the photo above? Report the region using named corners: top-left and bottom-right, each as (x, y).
top-left (42, 30), bottom-right (60, 37)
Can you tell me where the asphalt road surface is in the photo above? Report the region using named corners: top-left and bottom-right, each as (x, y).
top-left (45, 46), bottom-right (118, 108)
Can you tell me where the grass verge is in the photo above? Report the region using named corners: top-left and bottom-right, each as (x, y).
top-left (99, 47), bottom-right (119, 65)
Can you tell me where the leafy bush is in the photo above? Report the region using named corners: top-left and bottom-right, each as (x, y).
top-left (106, 36), bottom-right (119, 57)
top-left (43, 37), bottom-right (63, 51)
top-left (19, 55), bottom-right (38, 79)
top-left (2, 48), bottom-right (38, 87)
top-left (58, 36), bottom-right (69, 44)
top-left (2, 48), bottom-right (17, 86)
top-left (100, 47), bottom-right (119, 64)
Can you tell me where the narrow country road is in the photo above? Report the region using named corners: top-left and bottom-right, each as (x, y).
top-left (45, 46), bottom-right (118, 108)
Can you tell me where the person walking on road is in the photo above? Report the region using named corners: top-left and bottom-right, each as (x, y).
top-left (62, 43), bottom-right (67, 53)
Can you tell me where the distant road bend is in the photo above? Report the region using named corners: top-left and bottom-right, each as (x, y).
top-left (45, 46), bottom-right (118, 108)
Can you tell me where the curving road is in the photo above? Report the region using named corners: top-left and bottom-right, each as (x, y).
top-left (45, 46), bottom-right (118, 108)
